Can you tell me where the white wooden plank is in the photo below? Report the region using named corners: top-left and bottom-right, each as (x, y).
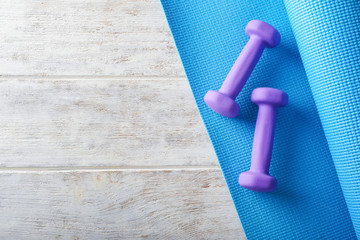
top-left (0, 78), bottom-right (216, 167)
top-left (0, 0), bottom-right (183, 76)
top-left (0, 168), bottom-right (245, 239)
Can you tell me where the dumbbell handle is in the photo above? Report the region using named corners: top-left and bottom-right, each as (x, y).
top-left (250, 104), bottom-right (276, 174)
top-left (219, 37), bottom-right (265, 99)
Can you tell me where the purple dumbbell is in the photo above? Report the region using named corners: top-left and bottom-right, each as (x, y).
top-left (204, 20), bottom-right (281, 118)
top-left (238, 87), bottom-right (288, 192)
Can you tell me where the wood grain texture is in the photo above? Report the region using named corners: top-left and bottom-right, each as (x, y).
top-left (0, 78), bottom-right (216, 167)
top-left (0, 169), bottom-right (244, 239)
top-left (0, 0), bottom-right (183, 76)
top-left (0, 0), bottom-right (246, 238)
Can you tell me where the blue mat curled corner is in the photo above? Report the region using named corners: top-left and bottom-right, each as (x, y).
top-left (161, 0), bottom-right (360, 238)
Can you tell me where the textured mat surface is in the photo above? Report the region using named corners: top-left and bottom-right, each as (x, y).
top-left (161, 0), bottom-right (358, 238)
top-left (284, 0), bottom-right (360, 237)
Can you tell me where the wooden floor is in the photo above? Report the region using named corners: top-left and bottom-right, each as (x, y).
top-left (0, 0), bottom-right (245, 239)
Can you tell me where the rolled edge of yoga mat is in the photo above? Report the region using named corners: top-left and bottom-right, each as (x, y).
top-left (284, 0), bottom-right (360, 237)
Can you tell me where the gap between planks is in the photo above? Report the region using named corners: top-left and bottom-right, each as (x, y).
top-left (0, 165), bottom-right (221, 173)
top-left (0, 75), bottom-right (187, 81)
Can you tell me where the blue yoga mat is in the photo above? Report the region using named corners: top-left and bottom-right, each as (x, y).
top-left (161, 0), bottom-right (360, 239)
